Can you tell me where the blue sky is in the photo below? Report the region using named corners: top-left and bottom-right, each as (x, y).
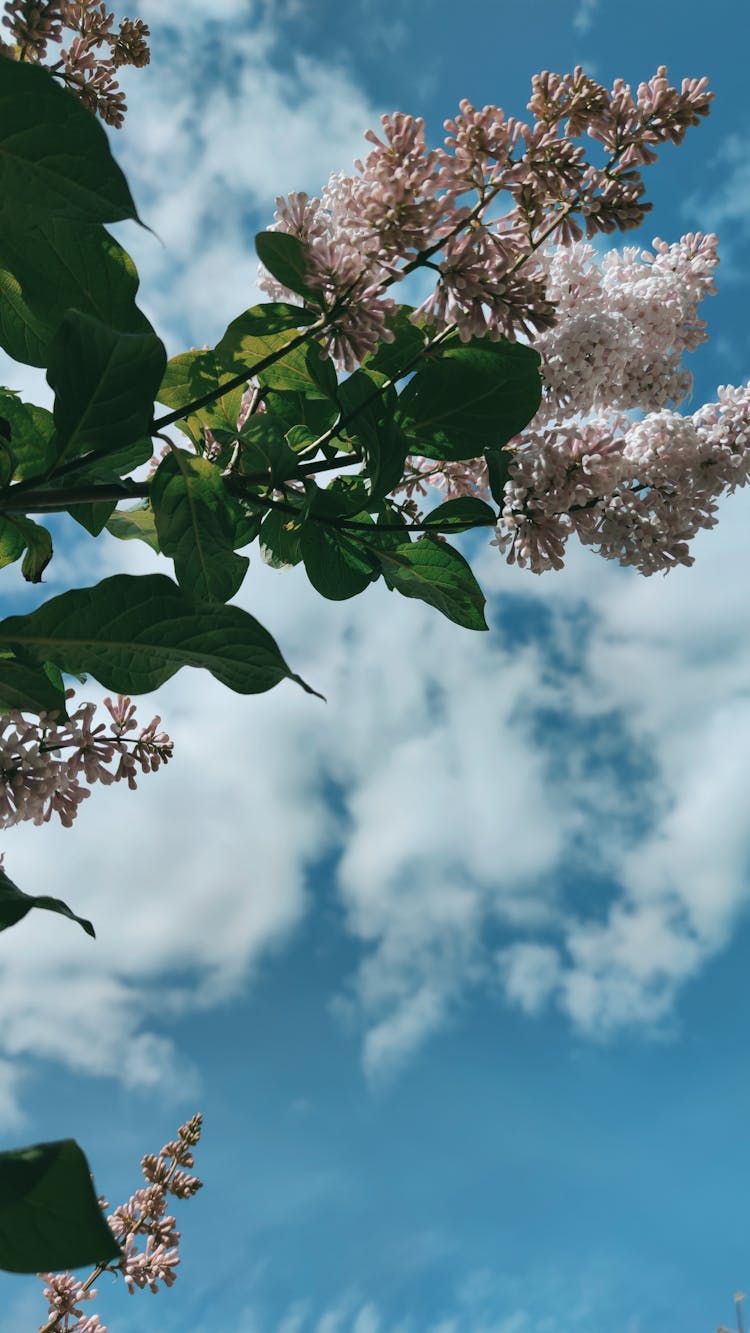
top-left (2, 1), bottom-right (750, 1330)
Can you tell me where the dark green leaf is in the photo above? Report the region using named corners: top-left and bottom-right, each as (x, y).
top-left (67, 500), bottom-right (118, 537)
top-left (484, 445), bottom-right (512, 505)
top-left (0, 218), bottom-right (152, 368)
top-left (0, 654), bottom-right (67, 716)
top-left (255, 232), bottom-right (323, 304)
top-left (0, 59), bottom-right (139, 226)
top-left (422, 496), bottom-right (497, 532)
top-left (0, 572), bottom-right (320, 697)
top-left (17, 517), bottom-right (53, 582)
top-left (47, 310), bottom-right (166, 469)
top-left (151, 449), bottom-right (249, 602)
top-left (0, 439), bottom-right (13, 487)
top-left (259, 506), bottom-right (303, 568)
top-left (374, 535), bottom-right (488, 629)
top-left (395, 341), bottom-right (542, 460)
top-left (263, 388), bottom-right (337, 436)
top-left (0, 1137), bottom-right (119, 1273)
top-left (362, 305), bottom-right (427, 380)
top-left (211, 418), bottom-right (300, 487)
top-left (0, 515), bottom-right (25, 568)
top-left (106, 503), bottom-right (160, 552)
top-left (0, 391), bottom-right (56, 480)
top-left (301, 518), bottom-right (379, 600)
top-left (0, 864), bottom-right (94, 939)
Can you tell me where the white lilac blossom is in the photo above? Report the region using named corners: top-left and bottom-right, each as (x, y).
top-left (39, 1115), bottom-right (203, 1333)
top-left (0, 693), bottom-right (173, 830)
top-left (397, 228), bottom-right (749, 577)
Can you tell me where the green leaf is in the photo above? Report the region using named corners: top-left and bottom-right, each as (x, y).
top-left (0, 440), bottom-right (13, 488)
top-left (210, 419), bottom-right (300, 487)
top-left (0, 59), bottom-right (139, 226)
top-left (0, 654), bottom-right (67, 716)
top-left (151, 449), bottom-right (249, 603)
top-left (362, 305), bottom-right (427, 380)
top-left (0, 391), bottom-right (56, 481)
top-left (263, 388), bottom-right (337, 436)
top-left (422, 496), bottom-right (497, 532)
top-left (255, 232), bottom-right (324, 304)
top-left (395, 341), bottom-right (542, 460)
top-left (0, 515), bottom-right (25, 568)
top-left (67, 500), bottom-right (118, 537)
top-left (215, 302), bottom-right (316, 375)
top-left (0, 572), bottom-right (321, 697)
top-left (105, 503), bottom-right (160, 552)
top-left (0, 218), bottom-right (152, 368)
top-left (259, 507), bottom-right (303, 569)
top-left (156, 350), bottom-right (246, 449)
top-left (301, 518), bottom-right (379, 600)
top-left (374, 535), bottom-right (488, 630)
top-left (484, 445), bottom-right (512, 505)
top-left (47, 310), bottom-right (166, 470)
top-left (0, 864), bottom-right (94, 939)
top-left (0, 1137), bottom-right (119, 1273)
top-left (18, 517), bottom-right (53, 582)
top-left (258, 342), bottom-right (338, 399)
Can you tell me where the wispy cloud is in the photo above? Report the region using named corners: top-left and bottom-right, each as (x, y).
top-left (572, 0), bottom-right (599, 34)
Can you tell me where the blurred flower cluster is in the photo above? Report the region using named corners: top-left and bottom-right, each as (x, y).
top-left (1, 0), bottom-right (150, 125)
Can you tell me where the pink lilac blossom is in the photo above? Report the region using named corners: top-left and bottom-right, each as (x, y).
top-left (39, 1115), bottom-right (203, 1333)
top-left (0, 692), bottom-right (172, 829)
top-left (1, 0), bottom-right (149, 125)
top-left (258, 67), bottom-right (712, 363)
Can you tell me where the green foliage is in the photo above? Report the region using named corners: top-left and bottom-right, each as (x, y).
top-left (0, 654), bottom-right (66, 716)
top-left (0, 863), bottom-right (94, 938)
top-left (151, 448), bottom-right (249, 601)
top-left (47, 310), bottom-right (166, 469)
top-left (0, 573), bottom-right (321, 697)
top-left (254, 232), bottom-right (324, 305)
top-left (0, 1138), bottom-right (119, 1272)
top-left (376, 536), bottom-right (488, 630)
top-left (0, 59), bottom-right (139, 227)
top-left (0, 390), bottom-right (56, 480)
top-left (395, 340), bottom-right (542, 459)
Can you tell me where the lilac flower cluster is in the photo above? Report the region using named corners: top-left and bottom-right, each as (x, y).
top-left (1, 0), bottom-right (150, 125)
top-left (403, 230), bottom-right (750, 575)
top-left (259, 66), bottom-right (712, 367)
top-left (0, 692), bottom-right (173, 829)
top-left (39, 1114), bottom-right (203, 1333)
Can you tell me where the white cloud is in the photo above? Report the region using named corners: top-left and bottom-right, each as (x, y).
top-left (572, 0), bottom-right (599, 33)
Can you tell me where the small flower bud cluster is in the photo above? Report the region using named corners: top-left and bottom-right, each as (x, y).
top-left (0, 692), bottom-right (173, 830)
top-left (259, 66), bottom-right (712, 367)
top-left (1, 0), bottom-right (150, 126)
top-left (39, 1115), bottom-right (203, 1332)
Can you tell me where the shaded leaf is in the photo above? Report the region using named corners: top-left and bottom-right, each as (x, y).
top-left (259, 506), bottom-right (303, 569)
top-left (47, 310), bottom-right (166, 469)
top-left (301, 518), bottom-right (379, 600)
top-left (422, 496), bottom-right (497, 532)
top-left (0, 391), bottom-right (56, 481)
top-left (0, 654), bottom-right (67, 716)
top-left (151, 450), bottom-right (249, 602)
top-left (362, 305), bottom-right (427, 380)
top-left (0, 864), bottom-right (94, 939)
top-left (0, 218), bottom-right (152, 368)
top-left (0, 1137), bottom-right (119, 1273)
top-left (255, 232), bottom-right (323, 304)
top-left (484, 445), bottom-right (512, 504)
top-left (0, 572), bottom-right (320, 697)
top-left (395, 341), bottom-right (542, 460)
